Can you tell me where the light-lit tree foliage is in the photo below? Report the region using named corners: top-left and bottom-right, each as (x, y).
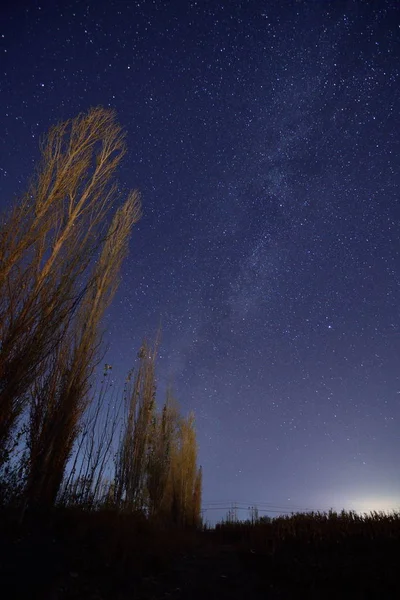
top-left (114, 338), bottom-right (159, 511)
top-left (147, 390), bottom-right (178, 518)
top-left (0, 108), bottom-right (202, 529)
top-left (24, 191), bottom-right (140, 509)
top-left (0, 107), bottom-right (139, 467)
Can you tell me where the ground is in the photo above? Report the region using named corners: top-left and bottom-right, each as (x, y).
top-left (1, 510), bottom-right (399, 599)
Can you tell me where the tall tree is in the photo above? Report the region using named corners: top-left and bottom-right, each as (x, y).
top-left (0, 107), bottom-right (133, 465)
top-left (25, 192), bottom-right (141, 509)
top-left (115, 336), bottom-right (159, 511)
top-left (169, 412), bottom-right (200, 527)
top-left (147, 391), bottom-right (178, 518)
top-left (192, 466), bottom-right (203, 528)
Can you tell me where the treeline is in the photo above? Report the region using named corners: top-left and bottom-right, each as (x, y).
top-left (0, 107), bottom-right (202, 527)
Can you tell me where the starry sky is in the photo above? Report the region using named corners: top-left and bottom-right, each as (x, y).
top-left (1, 0), bottom-right (399, 522)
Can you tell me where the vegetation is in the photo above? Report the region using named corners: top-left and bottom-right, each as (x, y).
top-left (215, 506), bottom-right (400, 547)
top-left (0, 107), bottom-right (202, 527)
top-left (210, 509), bottom-right (400, 597)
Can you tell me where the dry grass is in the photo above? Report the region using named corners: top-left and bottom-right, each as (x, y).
top-left (1, 507), bottom-right (400, 598)
top-left (214, 508), bottom-right (400, 549)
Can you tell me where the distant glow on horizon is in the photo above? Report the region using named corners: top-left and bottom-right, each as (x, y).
top-left (343, 496), bottom-right (400, 514)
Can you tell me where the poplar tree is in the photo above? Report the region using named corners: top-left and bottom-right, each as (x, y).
top-left (115, 337), bottom-right (158, 511)
top-left (0, 107), bottom-right (135, 465)
top-left (25, 193), bottom-right (140, 508)
top-left (147, 392), bottom-right (178, 518)
top-left (169, 412), bottom-right (200, 527)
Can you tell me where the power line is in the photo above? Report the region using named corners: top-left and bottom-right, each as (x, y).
top-left (202, 501), bottom-right (339, 512)
top-left (201, 507), bottom-right (298, 515)
top-left (201, 502), bottom-right (400, 514)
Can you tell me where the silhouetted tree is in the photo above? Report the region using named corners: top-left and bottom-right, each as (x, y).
top-left (192, 465), bottom-right (203, 527)
top-left (60, 374), bottom-right (123, 509)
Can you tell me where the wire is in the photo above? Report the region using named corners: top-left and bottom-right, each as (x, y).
top-left (200, 502), bottom-right (400, 514)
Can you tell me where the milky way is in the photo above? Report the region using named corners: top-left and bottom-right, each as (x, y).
top-left (1, 0), bottom-right (399, 522)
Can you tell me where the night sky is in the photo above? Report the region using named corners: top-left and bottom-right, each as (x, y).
top-left (1, 0), bottom-right (399, 522)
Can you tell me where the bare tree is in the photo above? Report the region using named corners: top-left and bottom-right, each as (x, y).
top-left (169, 412), bottom-right (199, 527)
top-left (114, 336), bottom-right (159, 512)
top-left (147, 391), bottom-right (178, 518)
top-left (24, 191), bottom-right (141, 509)
top-left (192, 465), bottom-right (203, 528)
top-left (58, 370), bottom-right (123, 510)
top-left (0, 107), bottom-right (134, 465)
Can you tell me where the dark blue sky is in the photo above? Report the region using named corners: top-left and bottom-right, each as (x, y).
top-left (1, 0), bottom-right (399, 522)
